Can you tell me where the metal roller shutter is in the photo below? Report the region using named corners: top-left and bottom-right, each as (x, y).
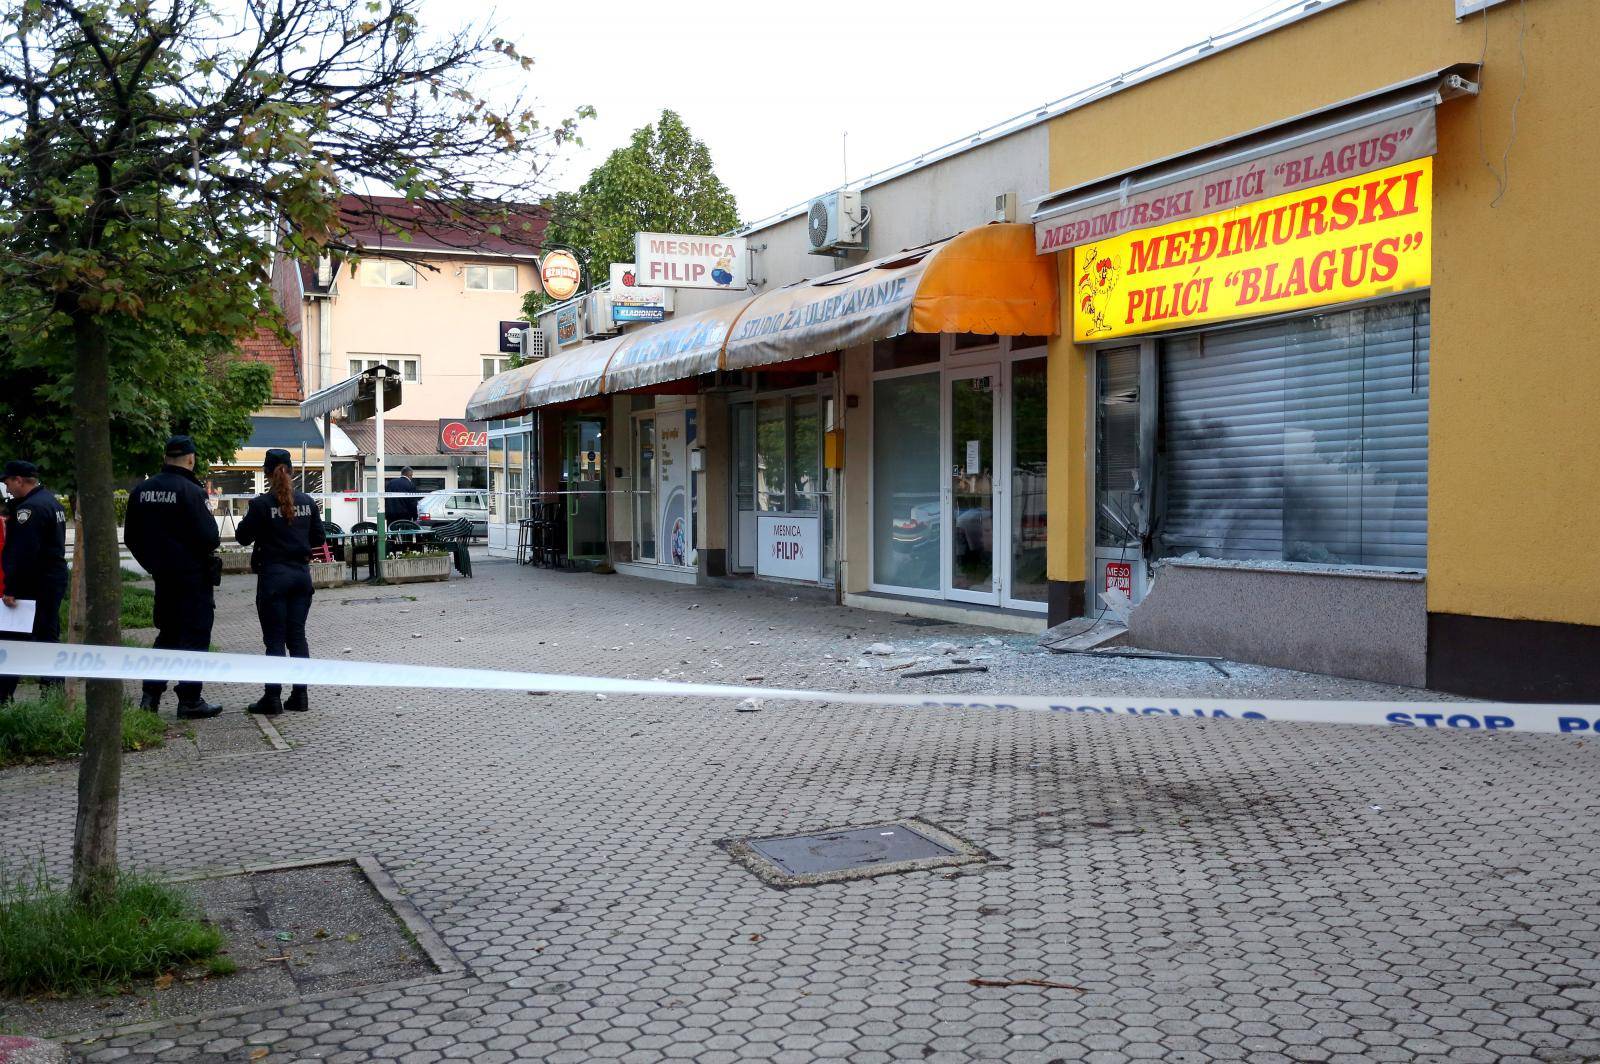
top-left (1158, 299), bottom-right (1429, 568)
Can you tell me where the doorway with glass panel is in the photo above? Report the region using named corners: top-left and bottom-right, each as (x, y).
top-left (871, 334), bottom-right (1049, 611)
top-left (944, 366), bottom-right (1000, 605)
top-left (562, 416), bottom-right (607, 561)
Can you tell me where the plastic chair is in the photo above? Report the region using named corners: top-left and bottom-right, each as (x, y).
top-left (389, 518), bottom-right (422, 549)
top-left (430, 517), bottom-right (474, 577)
top-left (322, 521), bottom-right (345, 562)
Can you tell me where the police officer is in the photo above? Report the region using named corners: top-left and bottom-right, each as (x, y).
top-left (0, 460), bottom-right (68, 704)
top-left (123, 435), bottom-right (224, 718)
top-left (236, 449), bottom-right (325, 715)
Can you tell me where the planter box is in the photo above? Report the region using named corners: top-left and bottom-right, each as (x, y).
top-left (383, 554), bottom-right (450, 584)
top-left (218, 551), bottom-right (254, 574)
top-left (309, 560), bottom-right (348, 589)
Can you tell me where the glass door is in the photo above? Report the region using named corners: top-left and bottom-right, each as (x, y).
top-left (564, 416), bottom-right (607, 560)
top-left (944, 366), bottom-right (999, 605)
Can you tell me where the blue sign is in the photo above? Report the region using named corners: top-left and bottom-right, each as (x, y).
top-left (613, 304), bottom-right (666, 323)
top-left (556, 304), bottom-right (580, 345)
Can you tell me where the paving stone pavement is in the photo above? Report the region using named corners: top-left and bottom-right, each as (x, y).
top-left (3, 557), bottom-right (1600, 1063)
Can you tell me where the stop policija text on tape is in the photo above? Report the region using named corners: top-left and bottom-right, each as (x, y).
top-left (5, 641), bottom-right (1597, 736)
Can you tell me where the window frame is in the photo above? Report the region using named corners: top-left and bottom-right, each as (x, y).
top-left (358, 259), bottom-right (417, 288)
top-left (349, 355), bottom-right (420, 383)
top-left (465, 264), bottom-right (518, 293)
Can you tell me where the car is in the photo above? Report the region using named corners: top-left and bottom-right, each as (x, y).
top-left (416, 489), bottom-right (487, 537)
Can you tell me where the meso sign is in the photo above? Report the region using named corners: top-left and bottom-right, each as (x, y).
top-left (636, 232), bottom-right (747, 290)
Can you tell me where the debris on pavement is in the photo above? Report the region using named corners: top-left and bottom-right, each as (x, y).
top-left (966, 977), bottom-right (1086, 992)
top-left (901, 664), bottom-right (990, 679)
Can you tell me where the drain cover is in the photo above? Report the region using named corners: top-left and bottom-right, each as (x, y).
top-left (723, 819), bottom-right (989, 888)
top-left (896, 616), bottom-right (950, 627)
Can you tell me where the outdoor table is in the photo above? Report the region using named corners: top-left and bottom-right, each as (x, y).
top-left (325, 529), bottom-right (442, 582)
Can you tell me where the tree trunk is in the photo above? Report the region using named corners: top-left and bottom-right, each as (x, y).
top-left (69, 313), bottom-right (123, 907)
top-left (65, 507), bottom-right (87, 708)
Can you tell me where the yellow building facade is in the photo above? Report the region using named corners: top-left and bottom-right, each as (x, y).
top-left (1039, 0), bottom-right (1600, 699)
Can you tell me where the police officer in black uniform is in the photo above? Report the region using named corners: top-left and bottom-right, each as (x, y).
top-left (236, 449), bottom-right (325, 716)
top-left (0, 459), bottom-right (68, 704)
top-left (123, 435), bottom-right (224, 718)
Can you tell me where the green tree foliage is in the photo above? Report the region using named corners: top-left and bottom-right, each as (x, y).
top-left (0, 0), bottom-right (585, 904)
top-left (0, 320), bottom-right (271, 488)
top-left (525, 110), bottom-right (738, 318)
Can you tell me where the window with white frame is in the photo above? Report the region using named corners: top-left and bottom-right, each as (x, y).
top-left (358, 259), bottom-right (416, 287)
top-left (465, 264), bottom-right (518, 292)
top-left (482, 355), bottom-right (513, 380)
top-left (350, 356), bottom-right (420, 382)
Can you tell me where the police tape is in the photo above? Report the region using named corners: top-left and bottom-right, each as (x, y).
top-left (207, 491), bottom-right (649, 501)
top-left (3, 640), bottom-right (1597, 736)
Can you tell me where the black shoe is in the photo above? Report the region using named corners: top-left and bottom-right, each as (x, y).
top-left (176, 699), bottom-right (223, 720)
top-left (246, 693), bottom-right (283, 716)
top-left (138, 691), bottom-right (162, 713)
top-left (284, 688), bottom-right (310, 713)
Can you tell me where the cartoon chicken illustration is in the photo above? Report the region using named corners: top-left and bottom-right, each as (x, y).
top-left (1076, 246), bottom-right (1121, 337)
top-left (711, 257), bottom-right (734, 287)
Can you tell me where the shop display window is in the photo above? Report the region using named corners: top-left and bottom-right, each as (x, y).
top-left (872, 373), bottom-right (941, 591)
top-left (1157, 299), bottom-right (1430, 568)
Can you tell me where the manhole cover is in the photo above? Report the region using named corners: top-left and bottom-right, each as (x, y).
top-left (896, 616), bottom-right (950, 627)
top-left (723, 819), bottom-right (990, 888)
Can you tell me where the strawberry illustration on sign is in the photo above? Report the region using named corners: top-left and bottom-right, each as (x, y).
top-left (622, 270), bottom-right (636, 287)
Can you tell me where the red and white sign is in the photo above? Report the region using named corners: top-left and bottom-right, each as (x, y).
top-left (635, 232), bottom-right (747, 290)
top-left (437, 419), bottom-right (488, 453)
top-left (1104, 561), bottom-right (1132, 597)
top-left (757, 515), bottom-right (819, 582)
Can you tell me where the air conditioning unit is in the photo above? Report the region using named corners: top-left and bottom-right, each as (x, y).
top-left (521, 329), bottom-right (547, 361)
top-left (582, 291), bottom-right (616, 339)
top-left (807, 190), bottom-right (867, 255)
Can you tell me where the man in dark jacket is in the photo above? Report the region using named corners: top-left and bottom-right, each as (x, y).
top-left (384, 466), bottom-right (419, 523)
top-left (0, 459), bottom-right (69, 704)
top-left (123, 436), bottom-right (224, 718)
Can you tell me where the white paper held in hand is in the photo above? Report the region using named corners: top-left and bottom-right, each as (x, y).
top-left (0, 599), bottom-right (37, 634)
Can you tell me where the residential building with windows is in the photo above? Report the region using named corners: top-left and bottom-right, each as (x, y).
top-left (237, 195), bottom-right (546, 525)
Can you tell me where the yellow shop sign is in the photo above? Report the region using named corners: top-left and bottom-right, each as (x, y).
top-left (1072, 157), bottom-right (1431, 342)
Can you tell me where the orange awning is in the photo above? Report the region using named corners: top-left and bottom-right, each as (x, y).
top-left (722, 223), bottom-right (1056, 371)
top-left (467, 223), bottom-right (1056, 420)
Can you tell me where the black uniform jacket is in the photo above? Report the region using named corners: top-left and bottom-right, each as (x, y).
top-left (384, 476), bottom-right (419, 522)
top-left (235, 492), bottom-right (326, 569)
top-left (2, 485), bottom-right (68, 599)
top-left (123, 465), bottom-right (221, 578)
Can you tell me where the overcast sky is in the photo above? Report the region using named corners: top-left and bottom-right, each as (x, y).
top-left (461, 0), bottom-right (1297, 223)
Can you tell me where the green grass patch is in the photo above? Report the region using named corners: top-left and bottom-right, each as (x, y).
top-left (121, 567), bottom-right (145, 583)
top-left (59, 581), bottom-right (155, 632)
top-left (0, 865), bottom-right (223, 997)
top-left (0, 690), bottom-right (166, 768)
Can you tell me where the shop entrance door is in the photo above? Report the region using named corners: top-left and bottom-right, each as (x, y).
top-left (944, 366), bottom-right (1000, 605)
top-left (657, 409), bottom-right (690, 566)
top-left (564, 416), bottom-right (607, 560)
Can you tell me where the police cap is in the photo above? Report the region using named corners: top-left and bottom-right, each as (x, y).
top-left (164, 435), bottom-right (197, 457)
top-left (2, 460), bottom-right (39, 479)
top-left (263, 449), bottom-right (293, 475)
